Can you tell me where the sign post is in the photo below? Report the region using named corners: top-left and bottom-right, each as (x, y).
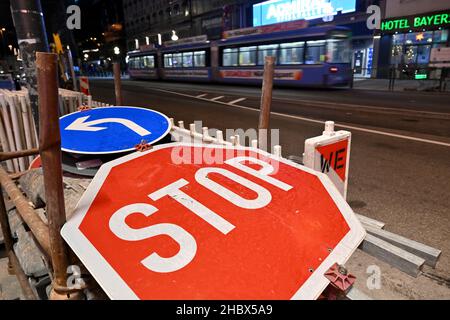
top-left (303, 121), bottom-right (352, 199)
top-left (62, 143), bottom-right (365, 300)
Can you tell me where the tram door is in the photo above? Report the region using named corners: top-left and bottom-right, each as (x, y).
top-left (353, 50), bottom-right (364, 75)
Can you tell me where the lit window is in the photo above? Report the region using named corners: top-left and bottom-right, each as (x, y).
top-left (172, 53), bottom-right (182, 67)
top-left (223, 48), bottom-right (238, 66)
top-left (239, 46), bottom-right (257, 66)
top-left (305, 40), bottom-right (326, 64)
top-left (164, 53), bottom-right (173, 68)
top-left (279, 42), bottom-right (304, 65)
top-left (182, 52), bottom-right (193, 67)
top-left (194, 51), bottom-right (206, 67)
top-left (257, 44), bottom-right (278, 65)
top-left (143, 55), bottom-right (155, 68)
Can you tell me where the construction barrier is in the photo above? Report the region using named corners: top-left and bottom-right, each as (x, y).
top-left (79, 76), bottom-right (90, 96)
top-left (0, 89), bottom-right (37, 172)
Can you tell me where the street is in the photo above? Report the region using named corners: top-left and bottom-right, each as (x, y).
top-left (89, 79), bottom-right (450, 298)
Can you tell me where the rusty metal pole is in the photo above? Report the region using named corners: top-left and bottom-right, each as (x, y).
top-left (0, 149), bottom-right (39, 162)
top-left (0, 189), bottom-right (14, 266)
top-left (113, 62), bottom-right (123, 105)
top-left (0, 167), bottom-right (50, 254)
top-left (258, 56), bottom-right (275, 152)
top-left (8, 251), bottom-right (38, 299)
top-left (1, 185), bottom-right (38, 299)
top-left (36, 52), bottom-right (71, 300)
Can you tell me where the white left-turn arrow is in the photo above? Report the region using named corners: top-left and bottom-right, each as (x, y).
top-left (65, 116), bottom-right (151, 136)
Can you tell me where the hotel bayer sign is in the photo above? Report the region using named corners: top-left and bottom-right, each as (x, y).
top-left (380, 10), bottom-right (450, 33)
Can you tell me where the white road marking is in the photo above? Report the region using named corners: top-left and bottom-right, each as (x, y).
top-left (150, 88), bottom-right (450, 148)
top-left (279, 98), bottom-right (450, 118)
top-left (211, 96), bottom-right (225, 101)
top-left (196, 93), bottom-right (207, 98)
top-left (229, 97), bottom-right (247, 105)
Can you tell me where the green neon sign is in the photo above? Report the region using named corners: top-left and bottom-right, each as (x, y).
top-left (415, 74), bottom-right (427, 80)
top-left (381, 11), bottom-right (450, 32)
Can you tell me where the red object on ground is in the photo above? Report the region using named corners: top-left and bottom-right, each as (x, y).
top-left (324, 263), bottom-right (356, 292)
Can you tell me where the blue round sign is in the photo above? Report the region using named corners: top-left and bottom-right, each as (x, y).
top-left (60, 106), bottom-right (172, 154)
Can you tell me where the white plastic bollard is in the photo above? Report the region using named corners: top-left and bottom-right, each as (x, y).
top-left (202, 127), bottom-right (210, 139)
top-left (216, 130), bottom-right (224, 143)
top-left (233, 135), bottom-right (240, 146)
top-left (273, 145), bottom-right (282, 158)
top-left (323, 121), bottom-right (336, 136)
top-left (190, 123), bottom-right (197, 136)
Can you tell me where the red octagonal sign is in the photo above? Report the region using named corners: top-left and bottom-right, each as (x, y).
top-left (61, 143), bottom-right (365, 300)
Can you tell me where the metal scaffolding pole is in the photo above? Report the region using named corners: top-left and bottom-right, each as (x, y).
top-left (10, 0), bottom-right (50, 132)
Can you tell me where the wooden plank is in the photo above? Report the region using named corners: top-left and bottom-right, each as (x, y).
top-left (356, 214), bottom-right (385, 229)
top-left (359, 234), bottom-right (425, 277)
top-left (364, 225), bottom-right (441, 268)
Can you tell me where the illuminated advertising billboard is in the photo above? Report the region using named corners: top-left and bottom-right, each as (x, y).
top-left (253, 0), bottom-right (357, 26)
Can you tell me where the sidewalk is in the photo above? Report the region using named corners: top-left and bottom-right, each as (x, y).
top-left (83, 74), bottom-right (130, 80)
top-left (353, 78), bottom-right (450, 93)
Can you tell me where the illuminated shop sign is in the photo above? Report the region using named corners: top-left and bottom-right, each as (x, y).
top-left (253, 0), bottom-right (356, 26)
top-left (381, 11), bottom-right (450, 33)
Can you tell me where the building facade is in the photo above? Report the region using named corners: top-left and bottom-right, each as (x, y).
top-left (123, 0), bottom-right (248, 51)
top-left (377, 0), bottom-right (450, 79)
top-left (122, 0), bottom-right (450, 79)
top-left (123, 0), bottom-right (381, 76)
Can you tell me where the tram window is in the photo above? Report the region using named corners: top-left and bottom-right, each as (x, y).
top-left (172, 53), bottom-right (182, 67)
top-left (279, 42), bottom-right (304, 65)
top-left (223, 48), bottom-right (238, 66)
top-left (164, 54), bottom-right (173, 68)
top-left (128, 58), bottom-right (135, 69)
top-left (143, 56), bottom-right (155, 68)
top-left (137, 57), bottom-right (144, 69)
top-left (257, 44), bottom-right (278, 65)
top-left (327, 39), bottom-right (351, 63)
top-left (194, 51), bottom-right (206, 67)
top-left (239, 46), bottom-right (257, 66)
top-left (305, 40), bottom-right (326, 64)
top-left (183, 52), bottom-right (193, 67)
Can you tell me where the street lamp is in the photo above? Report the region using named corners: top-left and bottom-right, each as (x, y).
top-left (157, 34), bottom-right (162, 46)
top-left (114, 46), bottom-right (120, 55)
top-left (171, 30), bottom-right (178, 41)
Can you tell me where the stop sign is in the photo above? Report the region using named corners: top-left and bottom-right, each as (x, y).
top-left (61, 143), bottom-right (365, 300)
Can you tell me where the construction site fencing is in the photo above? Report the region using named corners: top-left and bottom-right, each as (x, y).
top-left (0, 88), bottom-right (111, 173)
